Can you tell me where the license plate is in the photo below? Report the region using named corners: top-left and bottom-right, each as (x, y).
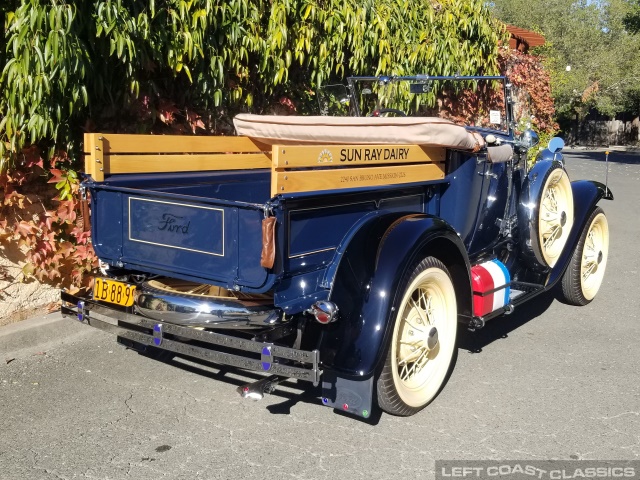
top-left (93, 277), bottom-right (136, 307)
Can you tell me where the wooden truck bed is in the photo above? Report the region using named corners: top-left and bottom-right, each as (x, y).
top-left (80, 116), bottom-right (482, 292)
top-left (83, 115), bottom-right (487, 196)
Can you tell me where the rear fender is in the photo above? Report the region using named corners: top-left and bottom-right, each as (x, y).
top-left (547, 180), bottom-right (613, 287)
top-left (319, 214), bottom-right (471, 379)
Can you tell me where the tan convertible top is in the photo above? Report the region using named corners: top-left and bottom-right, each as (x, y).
top-left (233, 114), bottom-right (485, 151)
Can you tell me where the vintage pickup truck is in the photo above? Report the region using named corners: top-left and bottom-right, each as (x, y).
top-left (61, 75), bottom-right (612, 419)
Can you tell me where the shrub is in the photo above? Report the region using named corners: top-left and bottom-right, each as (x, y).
top-left (0, 0), bottom-right (507, 289)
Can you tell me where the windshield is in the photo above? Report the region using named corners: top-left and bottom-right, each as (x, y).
top-left (318, 75), bottom-right (510, 133)
top-left (317, 84), bottom-right (352, 116)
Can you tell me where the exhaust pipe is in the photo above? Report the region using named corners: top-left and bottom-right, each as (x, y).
top-left (237, 375), bottom-right (284, 401)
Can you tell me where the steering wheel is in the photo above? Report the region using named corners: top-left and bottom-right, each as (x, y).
top-left (369, 108), bottom-right (407, 117)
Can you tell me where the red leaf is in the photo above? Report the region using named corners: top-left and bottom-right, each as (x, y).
top-left (57, 203), bottom-right (76, 222)
top-left (15, 221), bottom-right (36, 237)
top-left (158, 99), bottom-right (179, 125)
top-left (20, 146), bottom-right (44, 169)
top-left (48, 169), bottom-right (64, 184)
top-left (58, 241), bottom-right (74, 257)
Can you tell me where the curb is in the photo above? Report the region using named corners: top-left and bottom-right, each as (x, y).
top-left (0, 312), bottom-right (87, 356)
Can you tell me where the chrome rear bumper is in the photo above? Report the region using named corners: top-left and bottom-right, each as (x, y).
top-left (135, 286), bottom-right (283, 329)
top-left (61, 291), bottom-right (321, 385)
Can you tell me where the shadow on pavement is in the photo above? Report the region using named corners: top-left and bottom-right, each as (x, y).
top-left (564, 149), bottom-right (640, 164)
top-left (457, 290), bottom-right (556, 354)
top-left (126, 289), bottom-right (558, 425)
top-left (138, 347), bottom-right (388, 424)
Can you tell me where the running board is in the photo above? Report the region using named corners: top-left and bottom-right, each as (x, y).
top-left (468, 281), bottom-right (546, 330)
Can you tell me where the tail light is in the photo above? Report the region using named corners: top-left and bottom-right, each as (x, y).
top-left (310, 301), bottom-right (338, 324)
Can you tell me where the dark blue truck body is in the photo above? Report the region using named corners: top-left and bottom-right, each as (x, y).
top-left (62, 75), bottom-right (612, 420)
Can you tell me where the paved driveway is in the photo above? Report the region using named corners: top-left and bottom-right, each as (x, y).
top-left (1, 150), bottom-right (638, 480)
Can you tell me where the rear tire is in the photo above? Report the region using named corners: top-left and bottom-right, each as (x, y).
top-left (559, 207), bottom-right (609, 305)
top-left (376, 257), bottom-right (457, 416)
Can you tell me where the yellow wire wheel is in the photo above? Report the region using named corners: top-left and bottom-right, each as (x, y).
top-left (538, 166), bottom-right (574, 267)
top-left (377, 257), bottom-right (457, 416)
top-left (560, 207), bottom-right (609, 305)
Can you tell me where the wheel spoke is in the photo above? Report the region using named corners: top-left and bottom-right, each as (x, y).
top-left (400, 362), bottom-right (409, 381)
top-left (419, 290), bottom-right (436, 324)
top-left (582, 262), bottom-right (597, 281)
top-left (399, 345), bottom-right (430, 381)
top-left (419, 289), bottom-right (430, 312)
top-left (592, 229), bottom-right (602, 254)
top-left (402, 314), bottom-right (426, 334)
top-left (426, 305), bottom-right (435, 324)
top-left (582, 225), bottom-right (603, 278)
top-left (410, 298), bottom-right (430, 327)
top-left (398, 344), bottom-right (425, 367)
top-left (543, 189), bottom-right (552, 205)
top-left (543, 225), bottom-right (561, 248)
top-left (412, 348), bottom-right (431, 376)
top-left (544, 187), bottom-right (558, 211)
top-left (541, 200), bottom-right (556, 212)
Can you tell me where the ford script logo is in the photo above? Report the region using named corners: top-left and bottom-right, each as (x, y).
top-left (158, 213), bottom-right (191, 234)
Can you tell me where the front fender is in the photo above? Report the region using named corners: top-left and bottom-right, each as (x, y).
top-left (319, 214), bottom-right (471, 379)
top-left (547, 180), bottom-right (613, 287)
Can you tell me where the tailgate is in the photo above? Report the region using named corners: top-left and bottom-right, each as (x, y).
top-left (90, 186), bottom-right (270, 290)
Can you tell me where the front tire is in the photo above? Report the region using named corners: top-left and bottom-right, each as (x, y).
top-left (376, 257), bottom-right (457, 416)
top-left (559, 207), bottom-right (609, 305)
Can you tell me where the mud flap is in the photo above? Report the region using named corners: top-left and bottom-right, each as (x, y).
top-left (321, 371), bottom-right (374, 419)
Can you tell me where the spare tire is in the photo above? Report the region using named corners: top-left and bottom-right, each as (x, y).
top-left (518, 161), bottom-right (574, 268)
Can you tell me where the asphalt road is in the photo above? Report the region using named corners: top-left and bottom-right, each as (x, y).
top-left (1, 149), bottom-right (638, 480)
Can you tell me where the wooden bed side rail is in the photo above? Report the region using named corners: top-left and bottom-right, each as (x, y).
top-left (83, 133), bottom-right (272, 182)
top-left (83, 134), bottom-right (446, 194)
top-left (270, 143), bottom-right (446, 196)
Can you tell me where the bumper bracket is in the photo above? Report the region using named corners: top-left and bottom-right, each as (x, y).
top-left (61, 291), bottom-right (321, 385)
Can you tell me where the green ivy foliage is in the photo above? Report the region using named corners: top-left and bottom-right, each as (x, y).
top-left (0, 0), bottom-right (509, 291)
top-left (1, 0), bottom-right (507, 173)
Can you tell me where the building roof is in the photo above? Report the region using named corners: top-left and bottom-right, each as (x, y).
top-left (505, 25), bottom-right (546, 52)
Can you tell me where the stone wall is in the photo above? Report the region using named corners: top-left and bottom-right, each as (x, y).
top-left (0, 243), bottom-right (59, 323)
top-left (0, 186), bottom-right (61, 323)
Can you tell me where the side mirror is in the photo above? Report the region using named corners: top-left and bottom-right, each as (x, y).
top-left (548, 137), bottom-right (565, 153)
top-left (536, 137), bottom-right (566, 163)
top-left (519, 129), bottom-right (539, 148)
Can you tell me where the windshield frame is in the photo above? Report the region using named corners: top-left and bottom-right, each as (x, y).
top-left (341, 75), bottom-right (514, 136)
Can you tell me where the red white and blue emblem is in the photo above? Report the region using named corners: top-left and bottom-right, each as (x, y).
top-left (471, 259), bottom-right (511, 317)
